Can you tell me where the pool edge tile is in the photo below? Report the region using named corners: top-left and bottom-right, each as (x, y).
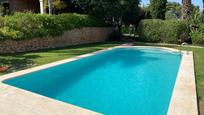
top-left (167, 51), bottom-right (198, 115)
top-left (0, 83), bottom-right (101, 115)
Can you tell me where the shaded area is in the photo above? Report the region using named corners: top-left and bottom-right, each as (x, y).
top-left (0, 54), bottom-right (40, 73)
top-left (0, 42), bottom-right (121, 74)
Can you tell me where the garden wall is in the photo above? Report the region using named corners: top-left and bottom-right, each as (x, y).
top-left (0, 27), bottom-right (113, 54)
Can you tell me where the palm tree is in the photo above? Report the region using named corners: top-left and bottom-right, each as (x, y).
top-left (182, 0), bottom-right (191, 20)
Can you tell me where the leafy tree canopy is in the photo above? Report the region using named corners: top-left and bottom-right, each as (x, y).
top-left (44, 0), bottom-right (67, 11)
top-left (166, 2), bottom-right (182, 19)
top-left (72, 0), bottom-right (140, 26)
top-left (149, 0), bottom-right (167, 19)
top-left (189, 5), bottom-right (204, 26)
top-left (165, 2), bottom-right (201, 21)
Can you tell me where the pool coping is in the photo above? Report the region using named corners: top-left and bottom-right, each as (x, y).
top-left (0, 45), bottom-right (198, 115)
top-left (167, 50), bottom-right (198, 115)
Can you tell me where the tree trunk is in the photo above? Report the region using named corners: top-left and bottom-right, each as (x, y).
top-left (182, 0), bottom-right (191, 20)
top-left (48, 0), bottom-right (52, 15)
top-left (39, 0), bottom-right (44, 14)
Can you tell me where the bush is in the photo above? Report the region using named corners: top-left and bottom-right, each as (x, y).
top-left (137, 19), bottom-right (189, 43)
top-left (198, 24), bottom-right (204, 33)
top-left (0, 12), bottom-right (106, 41)
top-left (3, 13), bottom-right (62, 39)
top-left (190, 31), bottom-right (204, 45)
top-left (0, 17), bottom-right (3, 27)
top-left (190, 26), bottom-right (204, 44)
top-left (0, 27), bottom-right (24, 40)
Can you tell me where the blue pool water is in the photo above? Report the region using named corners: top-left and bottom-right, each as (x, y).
top-left (3, 48), bottom-right (181, 115)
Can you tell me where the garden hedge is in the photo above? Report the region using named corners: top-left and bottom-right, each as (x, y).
top-left (137, 19), bottom-right (189, 44)
top-left (0, 13), bottom-right (106, 41)
top-left (190, 31), bottom-right (204, 45)
top-left (190, 24), bottom-right (204, 45)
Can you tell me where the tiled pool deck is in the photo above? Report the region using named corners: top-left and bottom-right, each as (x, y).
top-left (0, 46), bottom-right (198, 115)
top-left (167, 51), bottom-right (198, 115)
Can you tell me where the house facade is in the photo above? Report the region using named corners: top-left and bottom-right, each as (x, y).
top-left (0, 0), bottom-right (40, 13)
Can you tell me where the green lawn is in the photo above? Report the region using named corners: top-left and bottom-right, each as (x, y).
top-left (0, 42), bottom-right (203, 114)
top-left (0, 43), bottom-right (120, 75)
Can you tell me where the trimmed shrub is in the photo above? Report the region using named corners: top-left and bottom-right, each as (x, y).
top-left (188, 23), bottom-right (204, 45)
top-left (0, 27), bottom-right (24, 40)
top-left (3, 13), bottom-right (63, 39)
top-left (137, 19), bottom-right (189, 43)
top-left (190, 31), bottom-right (204, 45)
top-left (0, 12), bottom-right (106, 41)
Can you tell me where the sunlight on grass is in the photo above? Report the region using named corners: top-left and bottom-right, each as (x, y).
top-left (0, 43), bottom-right (121, 74)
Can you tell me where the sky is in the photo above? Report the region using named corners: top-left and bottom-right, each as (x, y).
top-left (140, 0), bottom-right (203, 10)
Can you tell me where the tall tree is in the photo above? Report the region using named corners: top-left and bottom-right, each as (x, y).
top-left (182, 0), bottom-right (191, 20)
top-left (73, 0), bottom-right (140, 32)
top-left (166, 2), bottom-right (182, 19)
top-left (149, 0), bottom-right (167, 19)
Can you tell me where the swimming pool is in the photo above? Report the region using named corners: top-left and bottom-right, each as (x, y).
top-left (3, 48), bottom-right (182, 115)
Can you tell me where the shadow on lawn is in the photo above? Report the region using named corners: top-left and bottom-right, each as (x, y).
top-left (0, 42), bottom-right (121, 74)
top-left (0, 54), bottom-right (41, 73)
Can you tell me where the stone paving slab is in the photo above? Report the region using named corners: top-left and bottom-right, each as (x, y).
top-left (167, 51), bottom-right (198, 115)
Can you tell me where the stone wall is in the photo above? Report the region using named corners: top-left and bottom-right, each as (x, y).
top-left (0, 27), bottom-right (113, 54)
